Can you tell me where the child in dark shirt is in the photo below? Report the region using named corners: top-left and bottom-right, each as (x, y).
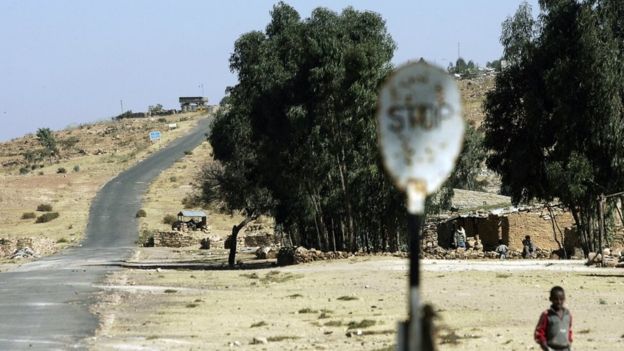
top-left (534, 286), bottom-right (573, 351)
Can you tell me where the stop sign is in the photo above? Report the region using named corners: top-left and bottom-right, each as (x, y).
top-left (377, 61), bottom-right (465, 213)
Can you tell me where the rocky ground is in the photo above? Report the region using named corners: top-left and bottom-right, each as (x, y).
top-left (90, 255), bottom-right (624, 351)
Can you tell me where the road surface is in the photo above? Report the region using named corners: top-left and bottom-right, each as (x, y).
top-left (0, 117), bottom-right (211, 350)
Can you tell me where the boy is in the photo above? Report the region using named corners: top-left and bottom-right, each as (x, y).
top-left (534, 286), bottom-right (573, 351)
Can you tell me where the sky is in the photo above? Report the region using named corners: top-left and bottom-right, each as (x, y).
top-left (0, 0), bottom-right (539, 142)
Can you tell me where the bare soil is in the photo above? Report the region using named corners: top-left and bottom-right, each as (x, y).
top-left (90, 256), bottom-right (624, 351)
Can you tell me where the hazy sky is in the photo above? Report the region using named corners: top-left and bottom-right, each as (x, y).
top-left (0, 0), bottom-right (539, 142)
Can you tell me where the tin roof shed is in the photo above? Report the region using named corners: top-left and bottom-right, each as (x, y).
top-left (178, 210), bottom-right (207, 218)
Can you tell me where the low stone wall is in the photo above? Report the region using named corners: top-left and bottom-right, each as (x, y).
top-left (153, 231), bottom-right (197, 248)
top-left (277, 246), bottom-right (351, 266)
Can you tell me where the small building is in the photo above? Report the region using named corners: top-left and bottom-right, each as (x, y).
top-left (437, 205), bottom-right (579, 252)
top-left (177, 210), bottom-right (207, 229)
top-left (179, 97), bottom-right (208, 112)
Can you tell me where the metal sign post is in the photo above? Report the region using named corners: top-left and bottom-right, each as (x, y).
top-left (376, 61), bottom-right (465, 351)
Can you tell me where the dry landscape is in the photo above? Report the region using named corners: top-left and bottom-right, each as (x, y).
top-left (7, 76), bottom-right (622, 351)
top-left (90, 256), bottom-right (624, 351)
top-left (0, 112), bottom-right (207, 265)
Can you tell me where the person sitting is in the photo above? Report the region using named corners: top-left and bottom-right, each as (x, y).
top-left (495, 239), bottom-right (509, 260)
top-left (522, 235), bottom-right (536, 258)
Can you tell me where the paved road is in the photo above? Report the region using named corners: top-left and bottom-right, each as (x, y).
top-left (0, 117), bottom-right (211, 350)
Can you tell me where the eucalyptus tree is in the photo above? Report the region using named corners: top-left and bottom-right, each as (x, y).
top-left (484, 0), bottom-right (624, 254)
top-left (207, 2), bottom-right (487, 253)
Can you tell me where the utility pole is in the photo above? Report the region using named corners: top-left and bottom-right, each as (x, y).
top-left (120, 100), bottom-right (124, 114)
top-left (457, 42), bottom-right (461, 60)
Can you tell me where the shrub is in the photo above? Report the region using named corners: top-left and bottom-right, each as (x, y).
top-left (163, 214), bottom-right (176, 224)
top-left (36, 212), bottom-right (59, 223)
top-left (184, 150), bottom-right (193, 155)
top-left (169, 176), bottom-right (177, 182)
top-left (57, 237), bottom-right (68, 243)
top-left (37, 204), bottom-right (53, 212)
top-left (73, 165), bottom-right (80, 172)
top-left (157, 117), bottom-right (167, 123)
top-left (21, 212), bottom-right (36, 219)
top-left (38, 171), bottom-right (44, 176)
top-left (19, 167), bottom-right (29, 175)
top-left (57, 167), bottom-right (67, 174)
top-left (135, 209), bottom-right (147, 218)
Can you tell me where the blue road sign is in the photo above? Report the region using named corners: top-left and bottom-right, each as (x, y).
top-left (149, 131), bottom-right (161, 141)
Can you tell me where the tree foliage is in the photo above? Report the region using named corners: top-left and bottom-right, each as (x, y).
top-left (484, 0), bottom-right (624, 254)
top-left (448, 57), bottom-right (479, 76)
top-left (35, 128), bottom-right (59, 160)
top-left (206, 3), bottom-right (487, 253)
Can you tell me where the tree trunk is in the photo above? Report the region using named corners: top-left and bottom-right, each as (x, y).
top-left (228, 214), bottom-right (257, 267)
top-left (547, 206), bottom-right (566, 258)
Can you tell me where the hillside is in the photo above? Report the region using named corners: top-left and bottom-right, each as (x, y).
top-left (0, 112), bottom-right (208, 262)
top-left (458, 75), bottom-right (494, 127)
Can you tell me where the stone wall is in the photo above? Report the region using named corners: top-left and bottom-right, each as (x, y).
top-left (153, 231), bottom-right (197, 248)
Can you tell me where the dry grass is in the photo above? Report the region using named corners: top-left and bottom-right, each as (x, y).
top-left (0, 113), bottom-right (206, 259)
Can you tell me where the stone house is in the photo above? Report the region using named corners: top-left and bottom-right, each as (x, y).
top-left (437, 205), bottom-right (579, 253)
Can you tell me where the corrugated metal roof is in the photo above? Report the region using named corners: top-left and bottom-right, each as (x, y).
top-left (178, 210), bottom-right (207, 217)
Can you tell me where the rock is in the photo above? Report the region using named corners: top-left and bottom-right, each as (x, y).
top-left (588, 252), bottom-right (602, 263)
top-left (11, 247), bottom-right (36, 259)
top-left (255, 246), bottom-right (275, 259)
top-left (251, 336), bottom-right (268, 345)
top-left (277, 247), bottom-right (296, 266)
top-left (603, 257), bottom-right (619, 268)
top-left (602, 248), bottom-right (611, 256)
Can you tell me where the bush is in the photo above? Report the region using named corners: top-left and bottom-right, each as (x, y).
top-left (57, 167), bottom-right (67, 174)
top-left (56, 237), bottom-right (68, 243)
top-left (36, 212), bottom-right (59, 223)
top-left (19, 167), bottom-right (29, 175)
top-left (135, 209), bottom-right (147, 218)
top-left (184, 150), bottom-right (193, 155)
top-left (21, 212), bottom-right (36, 219)
top-left (157, 117), bottom-right (167, 123)
top-left (169, 176), bottom-right (177, 182)
top-left (73, 165), bottom-right (80, 172)
top-left (37, 204), bottom-right (53, 212)
top-left (163, 214), bottom-right (177, 225)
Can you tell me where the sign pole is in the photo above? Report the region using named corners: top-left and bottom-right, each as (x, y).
top-left (407, 212), bottom-right (423, 350)
top-left (376, 61), bottom-right (465, 351)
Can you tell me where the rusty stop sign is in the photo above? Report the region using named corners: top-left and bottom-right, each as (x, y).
top-left (377, 61), bottom-right (464, 214)
top-left (376, 61), bottom-right (465, 351)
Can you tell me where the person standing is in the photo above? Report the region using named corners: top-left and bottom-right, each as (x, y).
top-left (454, 225), bottom-right (467, 249)
top-left (534, 286), bottom-right (573, 351)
